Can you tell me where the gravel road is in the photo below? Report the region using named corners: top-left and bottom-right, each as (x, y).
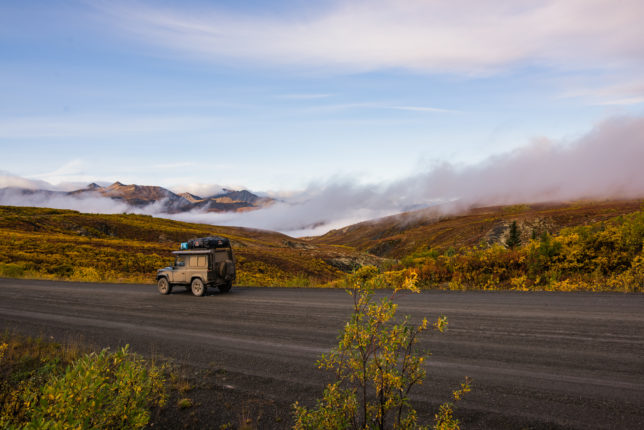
top-left (0, 278), bottom-right (643, 429)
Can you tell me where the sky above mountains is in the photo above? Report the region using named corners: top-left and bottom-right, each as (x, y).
top-left (1, 0), bottom-right (644, 228)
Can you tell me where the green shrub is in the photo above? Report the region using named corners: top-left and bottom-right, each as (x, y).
top-left (284, 273), bottom-right (313, 287)
top-left (398, 209), bottom-right (644, 292)
top-left (0, 263), bottom-right (26, 278)
top-left (177, 398), bottom-right (193, 409)
top-left (294, 267), bottom-right (469, 429)
top-left (1, 343), bottom-right (166, 430)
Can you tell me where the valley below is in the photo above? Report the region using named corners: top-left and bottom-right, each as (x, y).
top-left (1, 278), bottom-right (642, 429)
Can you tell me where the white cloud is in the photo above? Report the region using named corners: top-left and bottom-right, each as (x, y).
top-left (167, 183), bottom-right (226, 198)
top-left (560, 77), bottom-right (644, 106)
top-left (159, 115), bottom-right (644, 235)
top-left (98, 0), bottom-right (644, 75)
top-left (0, 172), bottom-right (57, 191)
top-left (594, 97), bottom-right (644, 106)
top-left (0, 188), bottom-right (131, 214)
top-left (2, 115), bottom-right (643, 236)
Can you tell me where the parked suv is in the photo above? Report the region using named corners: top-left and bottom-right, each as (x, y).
top-left (156, 236), bottom-right (236, 296)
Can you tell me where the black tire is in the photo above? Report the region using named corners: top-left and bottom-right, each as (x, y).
top-left (191, 278), bottom-right (206, 297)
top-left (218, 281), bottom-right (233, 293)
top-left (157, 277), bottom-right (172, 295)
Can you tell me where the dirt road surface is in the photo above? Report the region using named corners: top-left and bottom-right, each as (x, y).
top-left (0, 278), bottom-right (642, 429)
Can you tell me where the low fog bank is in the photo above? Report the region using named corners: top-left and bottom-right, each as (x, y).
top-left (0, 188), bottom-right (132, 214)
top-left (2, 116), bottom-right (643, 237)
top-left (398, 115), bottom-right (644, 206)
top-left (170, 115), bottom-right (644, 236)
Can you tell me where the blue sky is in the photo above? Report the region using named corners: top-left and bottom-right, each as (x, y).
top-left (1, 0), bottom-right (643, 197)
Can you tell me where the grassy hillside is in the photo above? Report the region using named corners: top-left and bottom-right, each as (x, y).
top-left (312, 200), bottom-right (643, 292)
top-left (393, 207), bottom-right (644, 292)
top-left (2, 200), bottom-right (642, 292)
top-left (0, 206), bottom-right (379, 286)
top-left (312, 200), bottom-right (644, 258)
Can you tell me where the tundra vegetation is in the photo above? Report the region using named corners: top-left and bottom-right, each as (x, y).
top-left (0, 333), bottom-right (166, 429)
top-left (393, 209), bottom-right (644, 292)
top-left (0, 206), bottom-right (356, 286)
top-left (1, 204), bottom-right (643, 291)
top-left (294, 266), bottom-right (470, 429)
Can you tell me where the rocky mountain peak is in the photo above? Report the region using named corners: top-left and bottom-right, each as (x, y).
top-left (179, 192), bottom-right (204, 203)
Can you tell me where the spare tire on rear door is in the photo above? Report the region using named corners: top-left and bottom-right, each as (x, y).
top-left (218, 260), bottom-right (234, 280)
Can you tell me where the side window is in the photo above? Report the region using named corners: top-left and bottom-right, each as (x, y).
top-left (186, 255), bottom-right (207, 268)
top-left (175, 256), bottom-right (185, 267)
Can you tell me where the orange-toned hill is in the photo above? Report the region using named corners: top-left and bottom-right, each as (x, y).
top-left (0, 206), bottom-right (378, 285)
top-left (310, 200), bottom-right (644, 259)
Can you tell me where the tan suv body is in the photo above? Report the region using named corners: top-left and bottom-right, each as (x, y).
top-left (156, 245), bottom-right (236, 296)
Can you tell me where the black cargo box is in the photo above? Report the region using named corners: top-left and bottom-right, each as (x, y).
top-left (181, 236), bottom-right (231, 249)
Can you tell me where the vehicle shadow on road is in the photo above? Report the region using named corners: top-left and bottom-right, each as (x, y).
top-left (167, 286), bottom-right (240, 297)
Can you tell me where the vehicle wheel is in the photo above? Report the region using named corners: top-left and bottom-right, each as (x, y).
top-left (157, 277), bottom-right (172, 295)
top-left (191, 278), bottom-right (206, 297)
top-left (219, 281), bottom-right (232, 293)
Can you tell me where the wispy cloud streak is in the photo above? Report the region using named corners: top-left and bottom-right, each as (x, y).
top-left (97, 0), bottom-right (644, 75)
top-left (0, 115), bottom-right (221, 139)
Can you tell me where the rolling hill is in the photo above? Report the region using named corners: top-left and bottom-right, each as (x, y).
top-left (1, 198), bottom-right (642, 291)
top-left (311, 199), bottom-right (644, 258)
top-left (0, 206), bottom-right (378, 286)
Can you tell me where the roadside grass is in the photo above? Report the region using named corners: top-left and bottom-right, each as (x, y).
top-left (0, 332), bottom-right (167, 429)
top-left (0, 332), bottom-right (285, 429)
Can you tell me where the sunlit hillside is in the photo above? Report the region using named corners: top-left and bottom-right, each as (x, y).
top-left (310, 199), bottom-right (644, 292)
top-left (2, 200), bottom-right (643, 292)
top-left (0, 206), bottom-right (379, 286)
top-left (312, 200), bottom-right (644, 258)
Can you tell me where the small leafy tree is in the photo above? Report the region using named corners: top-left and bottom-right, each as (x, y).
top-left (294, 266), bottom-right (469, 429)
top-left (505, 221), bottom-right (521, 250)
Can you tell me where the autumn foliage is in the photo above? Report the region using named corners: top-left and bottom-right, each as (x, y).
top-left (294, 267), bottom-right (470, 429)
top-left (1, 204), bottom-right (643, 292)
top-left (0, 206), bottom-right (363, 286)
top-left (0, 334), bottom-right (166, 429)
top-left (396, 209), bottom-right (644, 292)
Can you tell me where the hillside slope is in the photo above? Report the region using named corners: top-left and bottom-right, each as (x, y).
top-left (311, 200), bottom-right (644, 258)
top-left (0, 206), bottom-right (378, 286)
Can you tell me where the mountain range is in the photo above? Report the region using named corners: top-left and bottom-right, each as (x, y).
top-left (1, 181), bottom-right (275, 213)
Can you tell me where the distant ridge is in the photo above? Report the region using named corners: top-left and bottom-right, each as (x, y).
top-left (1, 181), bottom-right (275, 214)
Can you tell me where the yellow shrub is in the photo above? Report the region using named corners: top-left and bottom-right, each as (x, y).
top-left (510, 276), bottom-right (528, 291)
